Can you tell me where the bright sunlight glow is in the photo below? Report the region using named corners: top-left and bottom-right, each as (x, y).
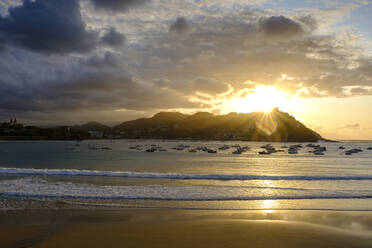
top-left (231, 85), bottom-right (297, 114)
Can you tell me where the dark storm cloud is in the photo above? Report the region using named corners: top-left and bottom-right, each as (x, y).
top-left (169, 17), bottom-right (191, 34)
top-left (90, 0), bottom-right (150, 13)
top-left (258, 16), bottom-right (305, 38)
top-left (0, 72), bottom-right (205, 113)
top-left (297, 15), bottom-right (317, 33)
top-left (153, 77), bottom-right (229, 96)
top-left (101, 28), bottom-right (126, 48)
top-left (84, 52), bottom-right (123, 68)
top-left (0, 73), bottom-right (133, 112)
top-left (0, 0), bottom-right (97, 54)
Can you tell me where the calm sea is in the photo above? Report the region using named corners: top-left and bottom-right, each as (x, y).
top-left (1, 140), bottom-right (372, 210)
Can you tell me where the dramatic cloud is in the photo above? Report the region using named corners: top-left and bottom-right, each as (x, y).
top-left (90, 0), bottom-right (150, 13)
top-left (258, 16), bottom-right (305, 39)
top-left (349, 87), bottom-right (372, 96)
top-left (169, 17), bottom-right (191, 34)
top-left (0, 0), bottom-right (371, 125)
top-left (154, 77), bottom-right (229, 95)
top-left (83, 52), bottom-right (124, 69)
top-left (101, 28), bottom-right (126, 48)
top-left (0, 0), bottom-right (97, 54)
top-left (0, 72), bottom-right (206, 114)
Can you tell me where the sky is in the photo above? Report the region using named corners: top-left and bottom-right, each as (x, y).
top-left (0, 0), bottom-right (372, 140)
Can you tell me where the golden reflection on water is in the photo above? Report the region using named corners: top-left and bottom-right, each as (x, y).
top-left (263, 209), bottom-right (275, 213)
top-left (260, 180), bottom-right (278, 212)
top-left (261, 200), bottom-right (277, 211)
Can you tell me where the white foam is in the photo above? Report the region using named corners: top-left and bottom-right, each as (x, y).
top-left (1, 167), bottom-right (372, 181)
top-left (1, 177), bottom-right (372, 201)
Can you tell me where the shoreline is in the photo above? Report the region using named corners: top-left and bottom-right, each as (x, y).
top-left (1, 209), bottom-right (372, 247)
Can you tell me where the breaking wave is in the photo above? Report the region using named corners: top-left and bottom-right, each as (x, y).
top-left (1, 167), bottom-right (372, 181)
top-left (1, 178), bottom-right (372, 201)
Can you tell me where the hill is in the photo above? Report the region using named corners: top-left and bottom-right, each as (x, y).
top-left (113, 108), bottom-right (323, 142)
top-left (76, 121), bottom-right (110, 132)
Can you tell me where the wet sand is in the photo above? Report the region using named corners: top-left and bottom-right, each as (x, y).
top-left (1, 209), bottom-right (372, 248)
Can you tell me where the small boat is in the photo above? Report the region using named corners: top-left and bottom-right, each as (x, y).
top-left (288, 150), bottom-right (298, 154)
top-left (338, 146), bottom-right (345, 149)
top-left (218, 145), bottom-right (230, 150)
top-left (313, 151), bottom-right (324, 155)
top-left (146, 148), bottom-right (156, 152)
top-left (345, 149), bottom-right (361, 155)
top-left (318, 146), bottom-right (327, 151)
top-left (188, 149), bottom-right (197, 153)
top-left (101, 146), bottom-right (112, 150)
top-left (88, 145), bottom-right (100, 150)
top-left (129, 145), bottom-right (141, 150)
top-left (260, 144), bottom-right (271, 149)
top-left (367, 147), bottom-right (372, 150)
top-left (258, 151), bottom-right (271, 155)
top-left (306, 144), bottom-right (319, 148)
top-left (207, 149), bottom-right (217, 153)
top-left (232, 149), bottom-right (242, 154)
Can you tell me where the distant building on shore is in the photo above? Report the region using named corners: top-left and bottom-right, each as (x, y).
top-left (1, 118), bottom-right (23, 129)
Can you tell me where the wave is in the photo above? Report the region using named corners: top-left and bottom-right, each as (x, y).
top-left (3, 192), bottom-right (372, 201)
top-left (1, 167), bottom-right (372, 181)
top-left (1, 178), bottom-right (372, 202)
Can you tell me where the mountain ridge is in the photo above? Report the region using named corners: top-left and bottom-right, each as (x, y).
top-left (107, 108), bottom-right (323, 142)
top-left (0, 109), bottom-right (325, 141)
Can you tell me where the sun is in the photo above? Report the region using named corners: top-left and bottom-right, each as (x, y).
top-left (231, 85), bottom-right (295, 113)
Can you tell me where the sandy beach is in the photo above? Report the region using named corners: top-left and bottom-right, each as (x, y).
top-left (1, 209), bottom-right (372, 248)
